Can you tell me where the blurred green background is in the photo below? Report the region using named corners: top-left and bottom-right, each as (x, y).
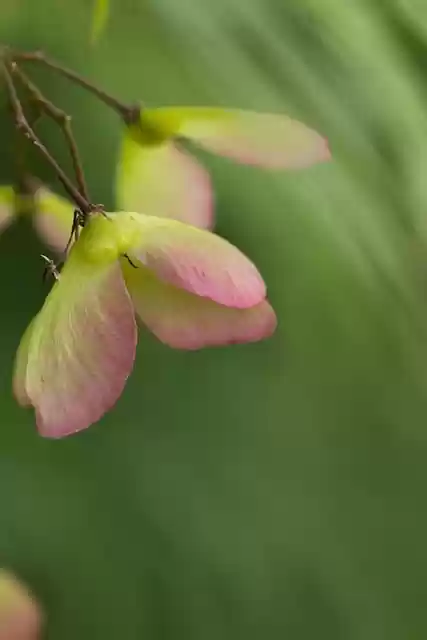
top-left (2, 0), bottom-right (427, 637)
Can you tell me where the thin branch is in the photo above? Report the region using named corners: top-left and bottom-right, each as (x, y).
top-left (13, 50), bottom-right (139, 124)
top-left (2, 60), bottom-right (91, 213)
top-left (12, 63), bottom-right (90, 202)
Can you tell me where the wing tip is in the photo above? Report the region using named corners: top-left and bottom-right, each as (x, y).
top-left (320, 136), bottom-right (332, 162)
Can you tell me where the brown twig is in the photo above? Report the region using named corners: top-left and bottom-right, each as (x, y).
top-left (13, 50), bottom-right (139, 124)
top-left (11, 63), bottom-right (90, 203)
top-left (1, 60), bottom-right (91, 213)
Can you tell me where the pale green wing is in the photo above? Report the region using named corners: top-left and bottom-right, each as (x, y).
top-left (13, 213), bottom-right (137, 438)
top-left (144, 106), bottom-right (330, 169)
top-left (32, 186), bottom-right (75, 254)
top-left (116, 128), bottom-right (213, 228)
top-left (0, 186), bottom-right (17, 235)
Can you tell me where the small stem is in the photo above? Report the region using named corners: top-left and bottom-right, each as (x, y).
top-left (41, 254), bottom-right (60, 281)
top-left (2, 60), bottom-right (91, 213)
top-left (12, 63), bottom-right (90, 202)
top-left (13, 50), bottom-right (139, 124)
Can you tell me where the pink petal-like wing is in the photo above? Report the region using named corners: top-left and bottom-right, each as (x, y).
top-left (120, 212), bottom-right (266, 308)
top-left (116, 130), bottom-right (213, 229)
top-left (0, 570), bottom-right (42, 640)
top-left (123, 261), bottom-right (276, 349)
top-left (147, 107), bottom-right (330, 169)
top-left (13, 235), bottom-right (137, 438)
top-left (32, 186), bottom-right (75, 254)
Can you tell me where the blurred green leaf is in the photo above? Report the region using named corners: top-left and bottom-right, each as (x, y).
top-left (90, 0), bottom-right (110, 44)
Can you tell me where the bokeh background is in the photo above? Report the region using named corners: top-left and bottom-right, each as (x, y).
top-left (2, 0), bottom-right (427, 637)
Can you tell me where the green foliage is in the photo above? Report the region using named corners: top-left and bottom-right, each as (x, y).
top-left (90, 0), bottom-right (110, 44)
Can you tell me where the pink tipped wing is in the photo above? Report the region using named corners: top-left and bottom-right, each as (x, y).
top-left (120, 212), bottom-right (266, 308)
top-left (0, 186), bottom-right (16, 234)
top-left (123, 261), bottom-right (276, 349)
top-left (116, 130), bottom-right (213, 229)
top-left (147, 107), bottom-right (330, 169)
top-left (32, 186), bottom-right (75, 254)
top-left (0, 570), bottom-right (42, 640)
top-left (13, 247), bottom-right (137, 438)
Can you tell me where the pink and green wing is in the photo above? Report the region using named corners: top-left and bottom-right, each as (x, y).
top-left (13, 227), bottom-right (137, 438)
top-left (0, 186), bottom-right (16, 234)
top-left (123, 261), bottom-right (276, 349)
top-left (32, 187), bottom-right (75, 254)
top-left (116, 212), bottom-right (267, 308)
top-left (0, 570), bottom-right (42, 640)
top-left (146, 106), bottom-right (330, 169)
top-left (116, 129), bottom-right (213, 229)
